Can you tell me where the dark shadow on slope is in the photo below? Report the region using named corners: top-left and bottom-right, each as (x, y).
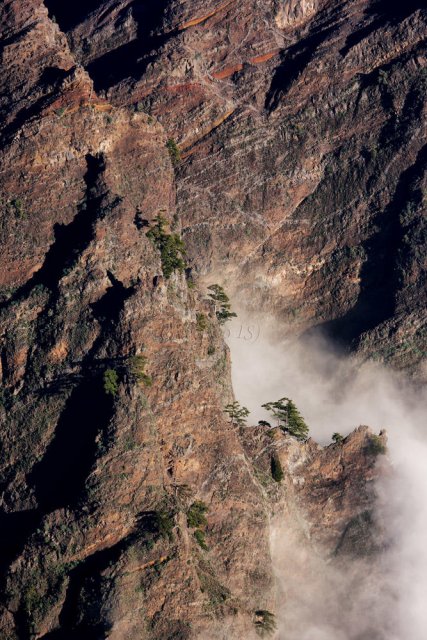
top-left (28, 155), bottom-right (105, 291)
top-left (0, 510), bottom-right (41, 574)
top-left (39, 66), bottom-right (71, 86)
top-left (0, 66), bottom-right (77, 139)
top-left (28, 377), bottom-right (114, 512)
top-left (0, 155), bottom-right (110, 574)
top-left (340, 0), bottom-right (426, 57)
top-left (265, 24), bottom-right (338, 111)
top-left (86, 31), bottom-right (172, 92)
top-left (0, 154), bottom-right (106, 312)
top-left (21, 536), bottom-right (125, 640)
top-left (0, 24), bottom-right (35, 56)
top-left (44, 0), bottom-right (106, 31)
top-left (91, 272), bottom-right (136, 327)
top-left (44, 0), bottom-right (174, 92)
top-left (38, 513), bottom-right (161, 639)
top-left (86, 0), bottom-right (174, 93)
top-left (26, 278), bottom-right (136, 512)
top-left (316, 143), bottom-right (427, 347)
top-left (39, 546), bottom-right (121, 639)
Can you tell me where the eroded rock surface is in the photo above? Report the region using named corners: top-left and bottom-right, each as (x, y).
top-left (48, 0), bottom-right (427, 374)
top-left (0, 1), bottom-right (419, 638)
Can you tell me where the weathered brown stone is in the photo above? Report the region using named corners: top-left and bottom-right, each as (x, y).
top-left (0, 1), bottom-right (421, 638)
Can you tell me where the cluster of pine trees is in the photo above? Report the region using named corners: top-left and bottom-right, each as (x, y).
top-left (224, 397), bottom-right (309, 440)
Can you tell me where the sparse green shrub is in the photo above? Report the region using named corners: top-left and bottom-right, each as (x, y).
top-left (194, 529), bottom-right (208, 550)
top-left (332, 432), bottom-right (344, 444)
top-left (21, 567), bottom-right (67, 631)
top-left (127, 355), bottom-right (152, 386)
top-left (378, 69), bottom-right (389, 86)
top-left (198, 571), bottom-right (230, 607)
top-left (187, 501), bottom-right (208, 528)
top-left (32, 283), bottom-right (49, 296)
top-left (146, 215), bottom-right (186, 278)
top-left (10, 198), bottom-right (25, 218)
top-left (166, 138), bottom-right (181, 165)
top-left (196, 313), bottom-right (208, 332)
top-left (124, 437), bottom-right (136, 451)
top-left (155, 510), bottom-right (175, 541)
top-left (262, 397), bottom-right (309, 440)
top-left (366, 434), bottom-right (386, 456)
top-left (400, 200), bottom-right (418, 225)
top-left (254, 610), bottom-right (277, 637)
top-left (271, 454), bottom-right (284, 483)
top-left (370, 145), bottom-right (378, 160)
top-left (103, 368), bottom-right (119, 397)
top-left (207, 284), bottom-right (237, 325)
top-left (146, 214), bottom-right (169, 246)
top-left (224, 401), bottom-right (250, 427)
top-left (161, 234), bottom-right (186, 278)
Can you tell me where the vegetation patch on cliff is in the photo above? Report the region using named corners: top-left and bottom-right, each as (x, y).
top-left (262, 397), bottom-right (309, 440)
top-left (146, 215), bottom-right (186, 278)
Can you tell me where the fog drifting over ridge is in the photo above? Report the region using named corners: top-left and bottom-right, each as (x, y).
top-left (225, 313), bottom-right (427, 640)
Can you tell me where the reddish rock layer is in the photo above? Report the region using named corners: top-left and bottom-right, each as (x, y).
top-left (0, 1), bottom-right (410, 638)
top-left (52, 0), bottom-right (427, 374)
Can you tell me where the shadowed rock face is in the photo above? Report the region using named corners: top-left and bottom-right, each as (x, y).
top-left (51, 0), bottom-right (427, 375)
top-left (0, 1), bottom-right (420, 638)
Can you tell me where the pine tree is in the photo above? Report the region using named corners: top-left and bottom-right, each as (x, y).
top-left (207, 284), bottom-right (237, 325)
top-left (103, 369), bottom-right (119, 397)
top-left (286, 399), bottom-right (309, 440)
top-left (224, 401), bottom-right (250, 426)
top-left (261, 397), bottom-right (290, 428)
top-left (262, 397), bottom-right (309, 440)
top-left (166, 138), bottom-right (181, 166)
top-left (332, 432), bottom-right (344, 444)
top-left (146, 214), bottom-right (168, 245)
top-left (146, 215), bottom-right (186, 278)
top-left (127, 355), bottom-right (152, 386)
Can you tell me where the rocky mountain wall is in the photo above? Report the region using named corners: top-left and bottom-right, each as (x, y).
top-left (0, 1), bottom-right (418, 638)
top-left (46, 0), bottom-right (427, 374)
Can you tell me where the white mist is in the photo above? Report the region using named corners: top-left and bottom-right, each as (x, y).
top-left (225, 313), bottom-right (427, 640)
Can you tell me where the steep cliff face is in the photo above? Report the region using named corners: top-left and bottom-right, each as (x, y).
top-left (241, 425), bottom-right (389, 639)
top-left (0, 4), bottom-right (274, 637)
top-left (0, 1), bottom-right (415, 639)
top-left (50, 0), bottom-right (427, 375)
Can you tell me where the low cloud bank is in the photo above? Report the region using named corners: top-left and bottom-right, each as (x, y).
top-left (225, 313), bottom-right (427, 640)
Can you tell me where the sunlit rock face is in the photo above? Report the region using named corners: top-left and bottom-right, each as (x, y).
top-left (53, 0), bottom-right (427, 376)
top-left (0, 0), bottom-right (424, 638)
top-left (275, 0), bottom-right (319, 28)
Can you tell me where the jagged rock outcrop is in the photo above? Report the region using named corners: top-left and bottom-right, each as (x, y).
top-left (0, 4), bottom-right (274, 637)
top-left (47, 0), bottom-right (427, 375)
top-left (0, 1), bottom-right (416, 639)
top-left (241, 424), bottom-right (387, 554)
top-left (240, 425), bottom-right (389, 639)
